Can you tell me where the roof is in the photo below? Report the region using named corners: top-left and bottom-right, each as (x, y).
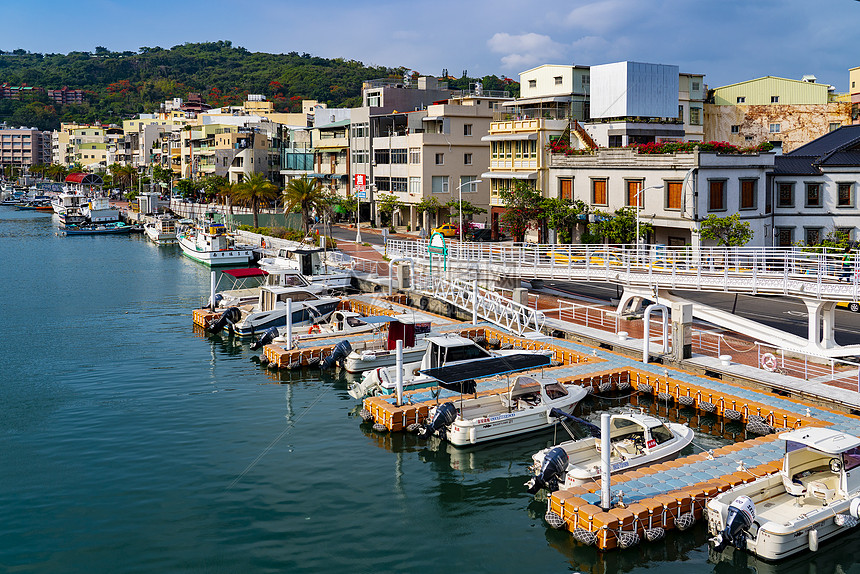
top-left (314, 119), bottom-right (351, 130)
top-left (774, 125), bottom-right (860, 174)
top-left (773, 155), bottom-right (821, 175)
top-left (65, 172), bottom-right (104, 185)
top-left (481, 171), bottom-right (538, 180)
top-left (714, 75), bottom-right (830, 91)
top-left (421, 354), bottom-right (552, 384)
top-left (425, 335), bottom-right (477, 347)
top-left (788, 124), bottom-right (860, 158)
top-left (779, 427), bottom-right (860, 454)
top-left (222, 268), bottom-right (267, 278)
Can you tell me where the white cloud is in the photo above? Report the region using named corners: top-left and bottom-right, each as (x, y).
top-left (564, 0), bottom-right (657, 34)
top-left (487, 32), bottom-right (566, 71)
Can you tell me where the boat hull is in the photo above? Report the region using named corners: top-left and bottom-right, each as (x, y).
top-left (233, 302), bottom-right (339, 338)
top-left (343, 345), bottom-right (429, 373)
top-left (178, 236), bottom-right (252, 266)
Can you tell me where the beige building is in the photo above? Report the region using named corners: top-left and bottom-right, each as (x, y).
top-left (705, 76), bottom-right (851, 153)
top-left (851, 66), bottom-right (860, 124)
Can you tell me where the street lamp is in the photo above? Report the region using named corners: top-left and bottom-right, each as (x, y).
top-left (634, 184), bottom-right (663, 254)
top-left (457, 178), bottom-right (482, 242)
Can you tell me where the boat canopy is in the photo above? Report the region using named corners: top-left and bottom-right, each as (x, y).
top-left (779, 427), bottom-right (860, 454)
top-left (223, 268), bottom-right (268, 278)
top-left (421, 354), bottom-right (551, 384)
top-left (65, 172), bottom-right (104, 186)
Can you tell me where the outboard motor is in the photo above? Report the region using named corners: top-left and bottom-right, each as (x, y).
top-left (250, 327), bottom-right (279, 351)
top-left (208, 293), bottom-right (223, 310)
top-left (417, 402), bottom-right (458, 440)
top-left (710, 495), bottom-right (755, 552)
top-left (526, 447), bottom-right (570, 494)
top-left (208, 307), bottom-right (241, 334)
top-left (321, 340), bottom-right (352, 369)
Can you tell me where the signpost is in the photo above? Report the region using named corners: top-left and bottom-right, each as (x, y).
top-left (428, 231), bottom-right (448, 283)
top-left (354, 174), bottom-right (367, 242)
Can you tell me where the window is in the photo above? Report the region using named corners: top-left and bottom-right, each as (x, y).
top-left (351, 123), bottom-right (368, 138)
top-left (692, 81), bottom-right (700, 91)
top-left (409, 177), bottom-right (421, 194)
top-left (666, 181), bottom-right (682, 210)
top-left (367, 94), bottom-right (380, 107)
top-left (528, 79), bottom-right (536, 89)
top-left (375, 176), bottom-right (390, 191)
top-left (625, 180), bottom-right (643, 207)
top-left (431, 176), bottom-right (449, 194)
top-left (463, 124), bottom-right (472, 136)
top-left (740, 179), bottom-right (757, 209)
top-left (352, 150), bottom-right (368, 164)
top-left (460, 175), bottom-right (478, 192)
top-left (806, 183), bottom-right (821, 207)
top-left (837, 227), bottom-right (854, 241)
top-left (769, 123), bottom-right (781, 133)
top-left (435, 153), bottom-right (444, 165)
top-left (709, 180), bottom-right (726, 211)
top-left (391, 177), bottom-right (407, 192)
top-left (838, 183), bottom-right (853, 207)
top-left (374, 149), bottom-right (390, 164)
top-left (409, 147), bottom-right (420, 164)
top-left (463, 153), bottom-right (472, 165)
top-left (745, 136), bottom-right (754, 141)
top-left (776, 227), bottom-right (794, 247)
top-left (678, 105), bottom-right (684, 120)
top-left (777, 182), bottom-right (794, 207)
top-left (830, 123), bottom-right (842, 132)
top-left (731, 125), bottom-right (740, 134)
top-left (390, 148), bottom-right (407, 164)
top-left (805, 227), bottom-right (822, 245)
top-left (608, 135), bottom-right (622, 148)
top-left (560, 178), bottom-right (572, 200)
top-left (583, 75), bottom-right (589, 85)
top-left (554, 76), bottom-right (562, 86)
top-left (689, 107), bottom-right (701, 125)
top-left (737, 96), bottom-right (746, 103)
top-left (771, 96), bottom-right (779, 103)
top-left (592, 179), bottom-right (607, 205)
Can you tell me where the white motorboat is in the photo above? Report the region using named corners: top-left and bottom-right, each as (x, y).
top-left (525, 411), bottom-right (694, 493)
top-left (296, 310), bottom-right (377, 340)
top-left (342, 316), bottom-right (433, 374)
top-left (259, 246), bottom-right (351, 289)
top-left (178, 222), bottom-right (253, 266)
top-left (212, 267), bottom-right (324, 310)
top-left (348, 334), bottom-right (554, 400)
top-left (208, 285), bottom-right (339, 338)
top-left (708, 427), bottom-right (860, 562)
top-left (143, 216), bottom-right (177, 244)
top-left (52, 192), bottom-right (88, 224)
top-left (82, 195), bottom-right (120, 222)
top-left (417, 366), bottom-right (589, 447)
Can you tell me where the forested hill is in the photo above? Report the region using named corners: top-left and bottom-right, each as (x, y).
top-left (0, 41), bottom-right (518, 131)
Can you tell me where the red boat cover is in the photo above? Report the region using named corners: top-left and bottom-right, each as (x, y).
top-left (222, 268), bottom-right (267, 278)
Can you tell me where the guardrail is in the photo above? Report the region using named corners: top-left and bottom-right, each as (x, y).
top-left (386, 240), bottom-right (860, 301)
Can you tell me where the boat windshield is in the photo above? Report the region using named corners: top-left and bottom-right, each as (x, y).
top-left (346, 316), bottom-right (366, 327)
top-left (650, 424), bottom-right (674, 445)
top-left (543, 382), bottom-right (568, 400)
top-left (444, 344), bottom-right (490, 363)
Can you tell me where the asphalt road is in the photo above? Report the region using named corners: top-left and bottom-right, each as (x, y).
top-left (540, 279), bottom-right (860, 347)
top-left (324, 224), bottom-right (389, 246)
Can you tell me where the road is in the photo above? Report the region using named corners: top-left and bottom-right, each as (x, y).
top-left (540, 279), bottom-right (860, 347)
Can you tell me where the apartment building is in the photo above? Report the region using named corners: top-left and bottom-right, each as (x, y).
top-left (0, 125), bottom-right (52, 170)
top-left (705, 75), bottom-right (852, 153)
top-left (848, 66), bottom-right (860, 125)
top-left (310, 120), bottom-right (350, 196)
top-left (47, 87), bottom-right (85, 105)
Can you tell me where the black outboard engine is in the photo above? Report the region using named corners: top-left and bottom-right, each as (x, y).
top-left (208, 307), bottom-right (241, 334)
top-left (208, 293), bottom-right (223, 310)
top-left (250, 327), bottom-right (279, 351)
top-left (526, 447), bottom-right (569, 494)
top-left (710, 495), bottom-right (755, 552)
top-left (417, 402), bottom-right (458, 440)
top-left (321, 340), bottom-right (352, 369)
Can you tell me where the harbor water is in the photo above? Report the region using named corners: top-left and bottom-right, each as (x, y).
top-left (4, 208), bottom-right (860, 574)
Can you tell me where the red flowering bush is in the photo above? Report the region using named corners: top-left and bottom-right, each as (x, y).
top-left (632, 141), bottom-right (774, 155)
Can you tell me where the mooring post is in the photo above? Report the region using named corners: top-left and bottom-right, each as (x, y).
top-left (395, 339), bottom-right (404, 407)
top-left (472, 279), bottom-right (478, 325)
top-left (285, 298), bottom-right (293, 351)
top-left (210, 270), bottom-right (217, 311)
top-left (600, 413), bottom-right (611, 510)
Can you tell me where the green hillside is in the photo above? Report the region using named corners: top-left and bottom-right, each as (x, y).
top-left (0, 41), bottom-right (518, 131)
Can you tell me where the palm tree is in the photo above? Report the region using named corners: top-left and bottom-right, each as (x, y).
top-left (233, 173), bottom-right (279, 228)
top-left (282, 176), bottom-right (331, 235)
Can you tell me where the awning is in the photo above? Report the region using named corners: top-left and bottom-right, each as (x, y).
top-left (481, 133), bottom-right (539, 142)
top-left (326, 174), bottom-right (347, 179)
top-left (307, 173), bottom-right (326, 178)
top-left (65, 172), bottom-right (104, 185)
top-left (421, 354), bottom-right (551, 385)
top-left (500, 95), bottom-right (572, 107)
top-left (222, 268), bottom-right (268, 278)
top-left (314, 143), bottom-right (348, 150)
top-left (481, 171), bottom-right (538, 180)
top-left (422, 117), bottom-right (442, 121)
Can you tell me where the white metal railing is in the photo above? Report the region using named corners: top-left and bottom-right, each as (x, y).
top-left (386, 240), bottom-right (860, 301)
top-left (548, 302), bottom-right (620, 333)
top-left (327, 252), bottom-right (385, 276)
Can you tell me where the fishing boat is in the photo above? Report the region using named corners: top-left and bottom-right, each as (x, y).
top-left (708, 427), bottom-right (860, 561)
top-left (177, 222), bottom-right (253, 266)
top-left (60, 222), bottom-right (137, 235)
top-left (17, 199), bottom-right (54, 211)
top-left (52, 192), bottom-right (88, 225)
top-left (81, 195), bottom-right (120, 222)
top-left (416, 358), bottom-right (589, 446)
top-left (348, 334), bottom-right (554, 399)
top-left (143, 216), bottom-right (178, 244)
top-left (259, 246), bottom-right (351, 289)
top-left (342, 316), bottom-right (433, 374)
top-left (526, 410), bottom-right (694, 493)
top-left (207, 285), bottom-right (340, 338)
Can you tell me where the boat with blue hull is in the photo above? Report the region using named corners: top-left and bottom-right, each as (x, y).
top-left (60, 222), bottom-right (139, 235)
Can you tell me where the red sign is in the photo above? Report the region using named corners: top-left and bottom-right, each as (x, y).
top-left (647, 439), bottom-right (656, 449)
top-left (354, 174), bottom-right (367, 187)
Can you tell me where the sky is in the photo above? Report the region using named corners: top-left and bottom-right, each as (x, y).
top-left (2, 0), bottom-right (859, 92)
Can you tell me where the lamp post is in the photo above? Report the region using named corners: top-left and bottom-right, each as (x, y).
top-left (356, 183), bottom-right (375, 244)
top-left (457, 178), bottom-right (482, 242)
top-left (634, 184), bottom-right (663, 254)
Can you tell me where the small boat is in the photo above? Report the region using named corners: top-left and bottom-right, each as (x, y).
top-left (211, 267), bottom-right (325, 310)
top-left (60, 222), bottom-right (137, 235)
top-left (297, 310), bottom-right (378, 340)
top-left (144, 216), bottom-right (178, 244)
top-left (416, 360), bottom-right (589, 446)
top-left (708, 427), bottom-right (860, 561)
top-left (177, 222), bottom-right (253, 266)
top-left (17, 200), bottom-right (54, 211)
top-left (342, 316), bottom-right (433, 374)
top-left (348, 334), bottom-right (554, 399)
top-left (525, 410), bottom-right (694, 493)
top-left (81, 195), bottom-right (120, 222)
top-left (259, 246), bottom-right (351, 289)
top-left (208, 285), bottom-right (340, 338)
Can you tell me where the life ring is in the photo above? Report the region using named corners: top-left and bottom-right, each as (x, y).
top-left (760, 352), bottom-right (777, 372)
top-left (308, 324), bottom-right (321, 334)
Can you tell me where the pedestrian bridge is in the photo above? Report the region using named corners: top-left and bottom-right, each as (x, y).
top-left (386, 240), bottom-right (860, 356)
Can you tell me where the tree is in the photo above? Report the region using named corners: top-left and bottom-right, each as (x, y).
top-left (281, 176), bottom-right (330, 234)
top-left (586, 206), bottom-right (652, 244)
top-left (175, 178), bottom-right (196, 198)
top-left (414, 196), bottom-right (443, 229)
top-left (540, 197), bottom-right (588, 244)
top-left (445, 198), bottom-right (487, 223)
top-left (499, 180), bottom-right (543, 242)
top-left (376, 193), bottom-right (403, 228)
top-left (699, 213), bottom-right (754, 247)
top-left (152, 165), bottom-right (174, 193)
top-left (201, 175), bottom-right (229, 201)
top-left (234, 173), bottom-right (280, 229)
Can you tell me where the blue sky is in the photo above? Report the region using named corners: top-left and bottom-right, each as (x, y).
top-left (3, 0), bottom-right (858, 92)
